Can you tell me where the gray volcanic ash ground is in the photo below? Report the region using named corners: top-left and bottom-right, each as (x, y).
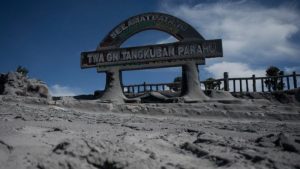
top-left (1, 72), bottom-right (300, 169)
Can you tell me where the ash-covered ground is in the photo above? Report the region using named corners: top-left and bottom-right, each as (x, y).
top-left (1, 95), bottom-right (300, 169)
top-left (0, 72), bottom-right (300, 169)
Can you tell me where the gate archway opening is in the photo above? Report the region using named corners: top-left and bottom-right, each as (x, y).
top-left (120, 29), bottom-right (181, 96)
top-left (120, 30), bottom-right (178, 48)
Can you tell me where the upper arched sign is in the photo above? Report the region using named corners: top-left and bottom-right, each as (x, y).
top-left (97, 12), bottom-right (205, 49)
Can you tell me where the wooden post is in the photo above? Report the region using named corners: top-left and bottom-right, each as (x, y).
top-left (274, 76), bottom-right (277, 91)
top-left (143, 82), bottom-right (146, 92)
top-left (239, 79), bottom-right (242, 93)
top-left (252, 75), bottom-right (256, 92)
top-left (286, 76), bottom-right (290, 90)
top-left (233, 80), bottom-right (236, 93)
top-left (267, 78), bottom-right (271, 92)
top-left (223, 72), bottom-right (229, 91)
top-left (261, 79), bottom-right (264, 92)
top-left (280, 71), bottom-right (284, 91)
top-left (127, 86), bottom-right (130, 93)
top-left (293, 71), bottom-right (297, 88)
top-left (246, 79), bottom-right (249, 92)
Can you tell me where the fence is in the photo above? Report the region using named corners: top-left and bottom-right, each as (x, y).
top-left (123, 82), bottom-right (181, 94)
top-left (123, 71), bottom-right (300, 94)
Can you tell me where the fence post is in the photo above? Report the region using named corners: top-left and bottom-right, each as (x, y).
top-left (128, 86), bottom-right (131, 93)
top-left (223, 72), bottom-right (229, 91)
top-left (252, 75), bottom-right (256, 92)
top-left (286, 76), bottom-right (290, 90)
top-left (280, 71), bottom-right (284, 91)
top-left (233, 80), bottom-right (236, 93)
top-left (239, 79), bottom-right (242, 93)
top-left (143, 82), bottom-right (146, 92)
top-left (261, 79), bottom-right (264, 92)
top-left (293, 71), bottom-right (298, 88)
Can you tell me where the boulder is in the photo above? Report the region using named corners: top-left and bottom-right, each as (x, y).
top-left (0, 72), bottom-right (50, 98)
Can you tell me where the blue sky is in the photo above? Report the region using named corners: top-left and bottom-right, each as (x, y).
top-left (0, 0), bottom-right (299, 96)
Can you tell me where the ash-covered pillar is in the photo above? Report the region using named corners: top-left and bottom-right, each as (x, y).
top-left (181, 61), bottom-right (209, 101)
top-left (100, 68), bottom-right (126, 104)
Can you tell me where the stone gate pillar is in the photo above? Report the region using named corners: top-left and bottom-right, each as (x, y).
top-left (100, 68), bottom-right (126, 104)
top-left (181, 61), bottom-right (209, 101)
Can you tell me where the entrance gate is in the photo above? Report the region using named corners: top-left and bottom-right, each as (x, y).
top-left (80, 12), bottom-right (223, 103)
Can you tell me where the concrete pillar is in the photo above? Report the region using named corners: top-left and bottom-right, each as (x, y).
top-left (100, 68), bottom-right (126, 103)
top-left (181, 61), bottom-right (209, 101)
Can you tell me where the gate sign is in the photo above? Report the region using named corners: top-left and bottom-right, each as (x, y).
top-left (81, 39), bottom-right (222, 71)
top-left (80, 12), bottom-right (223, 103)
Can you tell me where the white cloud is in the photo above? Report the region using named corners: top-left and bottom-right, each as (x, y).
top-left (156, 36), bottom-right (177, 44)
top-left (205, 61), bottom-right (265, 78)
top-left (284, 66), bottom-right (300, 73)
top-left (160, 1), bottom-right (300, 67)
top-left (49, 84), bottom-right (82, 96)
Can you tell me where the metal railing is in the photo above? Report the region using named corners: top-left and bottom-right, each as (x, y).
top-left (123, 71), bottom-right (299, 94)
